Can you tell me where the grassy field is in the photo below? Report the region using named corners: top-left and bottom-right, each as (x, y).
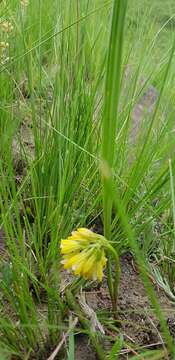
top-left (1, 0), bottom-right (175, 359)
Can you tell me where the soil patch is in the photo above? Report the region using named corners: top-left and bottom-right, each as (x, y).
top-left (75, 254), bottom-right (175, 359)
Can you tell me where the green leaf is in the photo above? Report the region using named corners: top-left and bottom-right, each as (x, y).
top-left (108, 335), bottom-right (123, 360)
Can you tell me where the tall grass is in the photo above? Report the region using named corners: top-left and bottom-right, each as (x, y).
top-left (0, 0), bottom-right (175, 358)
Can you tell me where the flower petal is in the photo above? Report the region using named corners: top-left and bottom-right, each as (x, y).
top-left (96, 261), bottom-right (103, 282)
top-left (60, 240), bottom-right (81, 254)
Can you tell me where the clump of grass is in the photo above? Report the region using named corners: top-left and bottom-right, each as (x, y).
top-left (1, 0), bottom-right (175, 359)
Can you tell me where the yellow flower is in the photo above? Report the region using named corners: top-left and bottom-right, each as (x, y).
top-left (60, 228), bottom-right (107, 282)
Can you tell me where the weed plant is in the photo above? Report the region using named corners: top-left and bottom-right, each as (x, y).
top-left (0, 0), bottom-right (175, 358)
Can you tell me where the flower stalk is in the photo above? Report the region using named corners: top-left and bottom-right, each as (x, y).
top-left (100, 0), bottom-right (128, 317)
top-left (106, 243), bottom-right (121, 315)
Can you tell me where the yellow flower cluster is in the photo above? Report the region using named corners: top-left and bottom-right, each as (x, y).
top-left (61, 228), bottom-right (107, 282)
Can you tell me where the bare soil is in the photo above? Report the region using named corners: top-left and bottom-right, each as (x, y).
top-left (75, 254), bottom-right (175, 359)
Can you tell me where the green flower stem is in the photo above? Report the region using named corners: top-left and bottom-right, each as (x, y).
top-left (106, 243), bottom-right (121, 316)
top-left (106, 253), bottom-right (114, 311)
top-left (65, 289), bottom-right (105, 360)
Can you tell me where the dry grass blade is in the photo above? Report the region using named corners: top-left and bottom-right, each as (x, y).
top-left (78, 292), bottom-right (105, 335)
top-left (47, 317), bottom-right (78, 360)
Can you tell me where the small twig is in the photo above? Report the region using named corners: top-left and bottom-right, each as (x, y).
top-left (125, 343), bottom-right (141, 358)
top-left (47, 317), bottom-right (78, 360)
top-left (123, 333), bottom-right (136, 343)
top-left (120, 341), bottom-right (165, 355)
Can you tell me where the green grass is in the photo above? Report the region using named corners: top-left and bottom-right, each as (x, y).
top-left (1, 0), bottom-right (175, 358)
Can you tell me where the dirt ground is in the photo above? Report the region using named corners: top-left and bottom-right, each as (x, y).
top-left (75, 254), bottom-right (175, 359)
